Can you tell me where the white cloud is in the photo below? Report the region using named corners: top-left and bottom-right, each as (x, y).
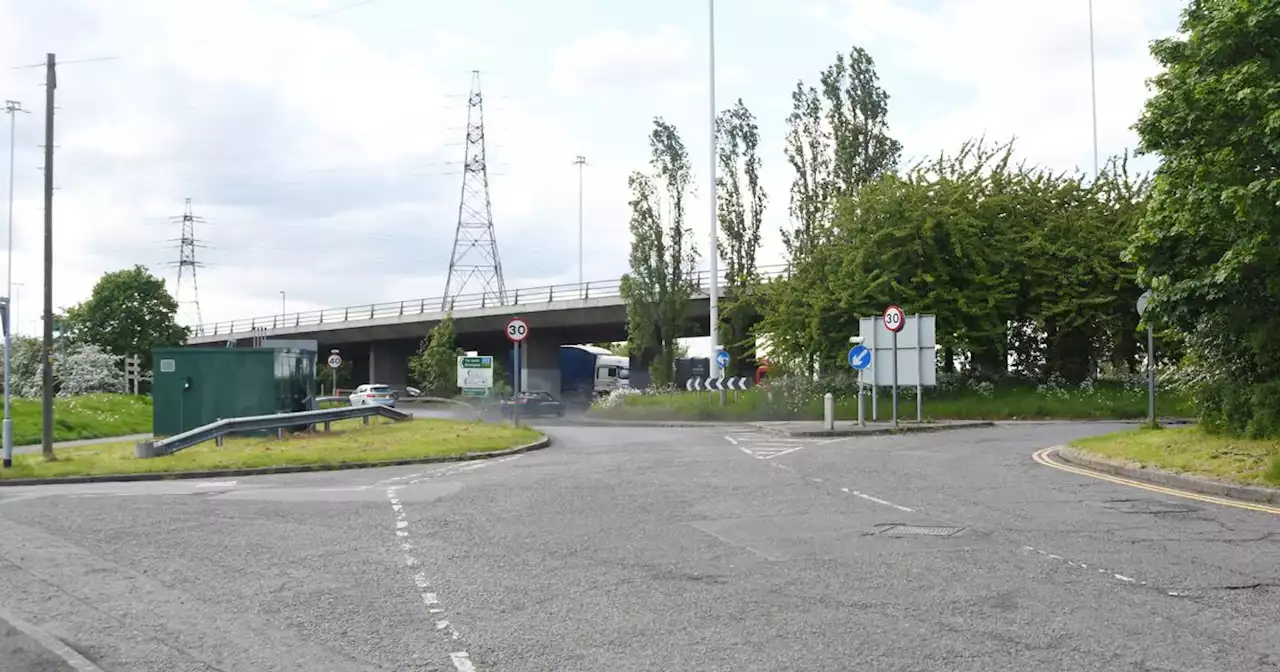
top-left (826, 0), bottom-right (1178, 172)
top-left (549, 25), bottom-right (751, 99)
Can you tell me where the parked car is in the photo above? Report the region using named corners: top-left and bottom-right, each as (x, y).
top-left (350, 383), bottom-right (397, 408)
top-left (499, 391), bottom-right (566, 418)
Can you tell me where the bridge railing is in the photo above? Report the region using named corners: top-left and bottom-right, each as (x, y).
top-left (191, 264), bottom-right (790, 338)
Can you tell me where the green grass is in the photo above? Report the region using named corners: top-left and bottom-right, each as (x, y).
top-left (591, 383), bottom-right (1194, 422)
top-left (10, 394), bottom-right (153, 446)
top-left (0, 416), bottom-right (542, 480)
top-left (1072, 426), bottom-right (1280, 486)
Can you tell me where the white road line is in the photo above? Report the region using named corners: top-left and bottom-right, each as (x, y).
top-left (756, 445), bottom-right (808, 460)
top-left (451, 652), bottom-right (478, 672)
top-left (195, 480), bottom-right (237, 488)
top-left (738, 446), bottom-right (754, 457)
top-left (1021, 544), bottom-right (1149, 587)
top-left (723, 435), bottom-right (739, 445)
top-left (384, 487), bottom-right (479, 670)
top-left (840, 487), bottom-right (915, 512)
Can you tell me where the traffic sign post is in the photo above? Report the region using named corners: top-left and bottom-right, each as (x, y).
top-left (1138, 290), bottom-right (1155, 424)
top-left (883, 306), bottom-right (905, 427)
top-left (506, 318), bottom-right (528, 425)
top-left (328, 349), bottom-right (341, 398)
top-left (849, 343), bottom-right (871, 427)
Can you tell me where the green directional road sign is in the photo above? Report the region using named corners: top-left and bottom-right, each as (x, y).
top-left (457, 356), bottom-right (495, 389)
top-left (461, 388), bottom-right (489, 398)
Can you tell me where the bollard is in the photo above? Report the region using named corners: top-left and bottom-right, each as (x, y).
top-left (324, 421), bottom-right (331, 433)
top-left (823, 392), bottom-right (835, 431)
top-left (857, 383), bottom-right (865, 427)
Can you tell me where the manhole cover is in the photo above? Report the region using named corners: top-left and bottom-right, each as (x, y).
top-left (878, 525), bottom-right (964, 537)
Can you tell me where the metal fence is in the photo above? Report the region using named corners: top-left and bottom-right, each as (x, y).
top-left (135, 403), bottom-right (412, 458)
top-left (191, 264), bottom-right (791, 338)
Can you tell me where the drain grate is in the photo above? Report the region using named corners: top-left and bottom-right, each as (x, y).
top-left (878, 525), bottom-right (965, 537)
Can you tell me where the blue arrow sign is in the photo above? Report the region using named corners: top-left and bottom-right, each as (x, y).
top-left (848, 344), bottom-right (871, 370)
top-left (715, 350), bottom-right (730, 368)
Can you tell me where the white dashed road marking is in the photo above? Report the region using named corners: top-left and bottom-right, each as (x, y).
top-left (376, 454), bottom-right (528, 671)
top-left (386, 485), bottom-right (472, 669)
top-left (1020, 544), bottom-right (1151, 588)
top-left (840, 487), bottom-right (915, 512)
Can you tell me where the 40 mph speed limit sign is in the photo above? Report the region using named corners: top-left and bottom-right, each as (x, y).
top-left (506, 317), bottom-right (529, 343)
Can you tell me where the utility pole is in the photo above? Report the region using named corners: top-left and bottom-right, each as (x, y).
top-left (40, 53), bottom-right (55, 461)
top-left (279, 290), bottom-right (286, 322)
top-left (1088, 0), bottom-right (1099, 175)
top-left (707, 0), bottom-right (724, 405)
top-left (3, 100), bottom-right (26, 468)
top-left (572, 155), bottom-right (586, 296)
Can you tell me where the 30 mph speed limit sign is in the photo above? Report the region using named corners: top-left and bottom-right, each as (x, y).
top-left (883, 305), bottom-right (905, 333)
top-left (506, 317), bottom-right (529, 343)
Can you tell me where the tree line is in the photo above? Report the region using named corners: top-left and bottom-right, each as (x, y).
top-left (619, 0), bottom-right (1280, 437)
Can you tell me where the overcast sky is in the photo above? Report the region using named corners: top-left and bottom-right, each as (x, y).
top-left (0, 0), bottom-right (1180, 352)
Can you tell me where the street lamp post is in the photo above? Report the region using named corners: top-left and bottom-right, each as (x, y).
top-left (572, 155), bottom-right (586, 296)
top-left (707, 0), bottom-right (723, 405)
top-left (279, 291), bottom-right (286, 323)
top-left (1088, 0), bottom-right (1099, 175)
top-left (3, 100), bottom-right (27, 468)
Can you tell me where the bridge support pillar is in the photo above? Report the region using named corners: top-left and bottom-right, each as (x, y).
top-left (520, 339), bottom-right (561, 395)
top-left (368, 341), bottom-right (409, 389)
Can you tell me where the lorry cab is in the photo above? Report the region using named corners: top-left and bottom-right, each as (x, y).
top-left (595, 355), bottom-right (630, 393)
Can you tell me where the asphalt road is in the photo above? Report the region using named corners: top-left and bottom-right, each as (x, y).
top-left (0, 421), bottom-right (1277, 671)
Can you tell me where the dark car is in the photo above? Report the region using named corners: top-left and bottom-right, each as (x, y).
top-left (499, 391), bottom-right (566, 418)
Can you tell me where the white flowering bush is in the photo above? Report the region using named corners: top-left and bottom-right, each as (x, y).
top-left (594, 387), bottom-right (642, 409)
top-left (55, 343), bottom-right (125, 396)
top-left (1, 337), bottom-right (127, 397)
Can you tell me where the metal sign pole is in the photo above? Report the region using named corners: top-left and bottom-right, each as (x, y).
top-left (1147, 326), bottom-right (1156, 424)
top-left (870, 320), bottom-right (878, 420)
top-left (512, 340), bottom-right (521, 426)
top-left (857, 369), bottom-right (865, 427)
top-left (892, 329), bottom-right (899, 427)
top-left (915, 314), bottom-right (923, 422)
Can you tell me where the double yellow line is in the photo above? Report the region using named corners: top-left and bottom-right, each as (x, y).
top-left (1033, 447), bottom-right (1280, 515)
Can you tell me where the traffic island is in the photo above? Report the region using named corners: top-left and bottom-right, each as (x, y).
top-left (1061, 426), bottom-right (1280, 504)
top-left (0, 417), bottom-right (546, 486)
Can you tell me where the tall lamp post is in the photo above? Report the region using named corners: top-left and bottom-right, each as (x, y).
top-left (707, 0), bottom-right (723, 405)
top-left (279, 290), bottom-right (286, 322)
top-left (1088, 0), bottom-right (1099, 175)
top-left (3, 100), bottom-right (27, 468)
top-left (572, 155), bottom-right (586, 296)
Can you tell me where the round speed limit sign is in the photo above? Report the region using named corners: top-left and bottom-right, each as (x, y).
top-left (506, 317), bottom-right (529, 343)
top-left (327, 353), bottom-right (342, 369)
top-left (883, 305), bottom-right (906, 333)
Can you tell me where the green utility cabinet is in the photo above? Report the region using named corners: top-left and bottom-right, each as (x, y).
top-left (151, 347), bottom-right (316, 437)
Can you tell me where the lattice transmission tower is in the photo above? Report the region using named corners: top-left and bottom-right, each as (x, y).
top-left (166, 197), bottom-right (206, 329)
top-left (442, 70), bottom-right (506, 310)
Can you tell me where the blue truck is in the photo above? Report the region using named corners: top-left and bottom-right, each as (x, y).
top-left (559, 344), bottom-right (629, 400)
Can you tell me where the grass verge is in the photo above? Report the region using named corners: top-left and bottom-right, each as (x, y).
top-left (11, 394), bottom-right (153, 446)
top-left (1071, 426), bottom-right (1280, 486)
top-left (592, 384), bottom-right (1193, 422)
top-left (0, 416), bottom-right (542, 480)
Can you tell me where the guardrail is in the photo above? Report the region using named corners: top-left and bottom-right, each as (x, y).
top-left (135, 403), bottom-right (412, 458)
top-left (190, 264), bottom-right (791, 338)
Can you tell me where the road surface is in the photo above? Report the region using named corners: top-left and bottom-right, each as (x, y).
top-left (0, 421), bottom-right (1276, 671)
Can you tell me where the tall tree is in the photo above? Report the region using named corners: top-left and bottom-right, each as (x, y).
top-left (409, 314), bottom-right (460, 397)
top-left (783, 45), bottom-right (901, 260)
top-left (1127, 0), bottom-right (1280, 436)
top-left (62, 265), bottom-right (188, 365)
top-left (716, 98), bottom-right (767, 371)
top-left (620, 118), bottom-right (701, 387)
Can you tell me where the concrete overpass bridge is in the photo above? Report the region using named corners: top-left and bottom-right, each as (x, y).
top-left (187, 265), bottom-right (788, 392)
